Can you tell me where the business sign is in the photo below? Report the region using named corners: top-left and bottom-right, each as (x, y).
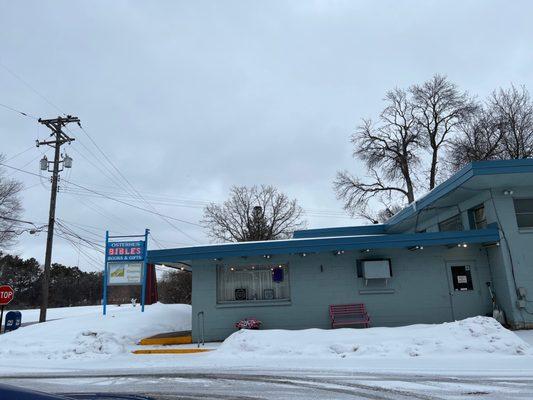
top-left (103, 229), bottom-right (149, 315)
top-left (107, 240), bottom-right (145, 262)
top-left (107, 262), bottom-right (143, 286)
top-left (0, 285), bottom-right (14, 306)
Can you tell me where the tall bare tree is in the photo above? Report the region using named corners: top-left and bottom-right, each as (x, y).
top-left (448, 84), bottom-right (533, 168)
top-left (334, 89), bottom-right (421, 219)
top-left (336, 76), bottom-right (531, 220)
top-left (491, 85), bottom-right (533, 159)
top-left (0, 155), bottom-right (23, 248)
top-left (410, 74), bottom-right (477, 189)
top-left (447, 109), bottom-right (503, 171)
top-left (202, 185), bottom-right (305, 242)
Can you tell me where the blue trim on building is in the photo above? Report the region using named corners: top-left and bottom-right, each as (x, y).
top-left (293, 224), bottom-right (387, 239)
top-left (147, 228), bottom-right (499, 263)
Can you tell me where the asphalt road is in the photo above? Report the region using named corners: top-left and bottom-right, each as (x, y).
top-left (2, 370), bottom-right (533, 399)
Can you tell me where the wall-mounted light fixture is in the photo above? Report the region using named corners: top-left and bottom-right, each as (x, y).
top-left (503, 189), bottom-right (514, 196)
top-left (408, 245), bottom-right (424, 251)
top-left (333, 250), bottom-right (345, 256)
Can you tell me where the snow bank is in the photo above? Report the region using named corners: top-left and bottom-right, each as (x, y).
top-left (0, 303), bottom-right (191, 360)
top-left (20, 304), bottom-right (134, 324)
top-left (217, 317), bottom-right (530, 359)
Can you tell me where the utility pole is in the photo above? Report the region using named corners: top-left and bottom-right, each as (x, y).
top-left (37, 115), bottom-right (79, 323)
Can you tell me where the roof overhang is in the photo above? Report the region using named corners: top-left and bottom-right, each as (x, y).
top-left (291, 159), bottom-right (533, 239)
top-left (387, 159), bottom-right (533, 230)
top-left (147, 227), bottom-right (500, 264)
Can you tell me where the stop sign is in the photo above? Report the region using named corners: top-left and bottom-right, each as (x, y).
top-left (0, 285), bottom-right (14, 306)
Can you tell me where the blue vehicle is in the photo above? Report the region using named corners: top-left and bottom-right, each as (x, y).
top-left (0, 384), bottom-right (154, 400)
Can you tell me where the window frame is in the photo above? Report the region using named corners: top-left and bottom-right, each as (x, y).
top-left (513, 198), bottom-right (533, 230)
top-left (438, 214), bottom-right (464, 232)
top-left (468, 204), bottom-right (487, 230)
top-left (216, 263), bottom-right (291, 304)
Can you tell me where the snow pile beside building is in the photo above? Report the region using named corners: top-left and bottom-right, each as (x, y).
top-left (0, 303), bottom-right (191, 360)
top-left (217, 317), bottom-right (530, 359)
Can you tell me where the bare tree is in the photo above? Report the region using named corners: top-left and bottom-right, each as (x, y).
top-left (447, 84), bottom-right (533, 168)
top-left (0, 155), bottom-right (23, 248)
top-left (334, 89), bottom-right (421, 218)
top-left (202, 185), bottom-right (306, 242)
top-left (411, 74), bottom-right (477, 189)
top-left (490, 85), bottom-right (533, 159)
top-left (447, 109), bottom-right (503, 171)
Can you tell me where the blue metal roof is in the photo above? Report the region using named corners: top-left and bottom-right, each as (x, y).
top-left (293, 224), bottom-right (386, 239)
top-left (147, 227), bottom-right (499, 263)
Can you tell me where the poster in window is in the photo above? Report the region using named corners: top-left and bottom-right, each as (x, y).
top-left (272, 267), bottom-right (284, 282)
top-left (451, 266), bottom-right (473, 291)
top-left (235, 288), bottom-right (247, 301)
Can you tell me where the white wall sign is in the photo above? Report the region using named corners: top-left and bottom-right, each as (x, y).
top-left (107, 262), bottom-right (143, 285)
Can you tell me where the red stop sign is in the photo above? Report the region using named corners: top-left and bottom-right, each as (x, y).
top-left (0, 285), bottom-right (14, 306)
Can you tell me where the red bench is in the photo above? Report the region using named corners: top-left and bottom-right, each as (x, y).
top-left (329, 303), bottom-right (370, 328)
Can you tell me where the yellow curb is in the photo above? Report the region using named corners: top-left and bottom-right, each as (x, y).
top-left (139, 335), bottom-right (192, 346)
top-left (132, 348), bottom-right (212, 354)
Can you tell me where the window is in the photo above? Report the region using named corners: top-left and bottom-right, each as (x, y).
top-left (450, 265), bottom-right (473, 291)
top-left (469, 205), bottom-right (487, 229)
top-left (514, 198), bottom-right (533, 229)
top-left (438, 214), bottom-right (463, 232)
top-left (217, 264), bottom-right (290, 303)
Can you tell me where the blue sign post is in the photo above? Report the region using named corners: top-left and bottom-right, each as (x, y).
top-left (103, 229), bottom-right (149, 315)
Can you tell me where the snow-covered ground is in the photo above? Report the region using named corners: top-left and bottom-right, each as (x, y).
top-left (1, 304), bottom-right (533, 378)
top-left (0, 303), bottom-right (191, 362)
top-left (19, 304), bottom-right (137, 324)
top-left (216, 316), bottom-right (529, 358)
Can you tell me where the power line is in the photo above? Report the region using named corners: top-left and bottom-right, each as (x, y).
top-left (60, 186), bottom-right (353, 218)
top-left (5, 145), bottom-right (36, 161)
top-left (0, 102), bottom-right (38, 120)
top-left (54, 232), bottom-right (103, 272)
top-left (0, 61), bottom-right (65, 115)
top-left (0, 161), bottom-right (203, 227)
top-left (75, 124), bottom-right (202, 243)
top-left (0, 215), bottom-right (43, 227)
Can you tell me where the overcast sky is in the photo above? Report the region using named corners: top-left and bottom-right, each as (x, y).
top-left (1, 0), bottom-right (532, 271)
